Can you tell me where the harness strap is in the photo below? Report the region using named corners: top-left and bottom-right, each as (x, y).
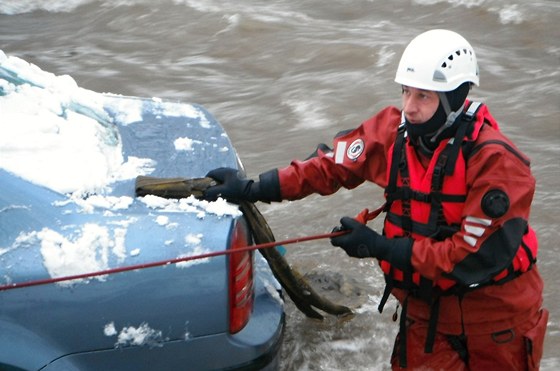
top-left (418, 276), bottom-right (434, 302)
top-left (384, 125), bottom-right (406, 213)
top-left (386, 188), bottom-right (430, 203)
top-left (424, 295), bottom-right (441, 353)
top-left (378, 276), bottom-right (393, 313)
top-left (385, 212), bottom-right (461, 239)
top-left (426, 152), bottom-right (449, 237)
top-left (398, 143), bottom-right (413, 234)
top-left (386, 188), bottom-right (466, 204)
top-left (444, 114), bottom-right (472, 176)
top-left (446, 334), bottom-right (469, 365)
top-left (446, 101), bottom-right (482, 174)
top-left (398, 294), bottom-right (410, 368)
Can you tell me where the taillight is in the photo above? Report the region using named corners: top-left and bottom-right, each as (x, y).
top-left (229, 219), bottom-right (254, 334)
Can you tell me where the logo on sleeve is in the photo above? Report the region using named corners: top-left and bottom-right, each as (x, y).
top-left (346, 139), bottom-right (364, 161)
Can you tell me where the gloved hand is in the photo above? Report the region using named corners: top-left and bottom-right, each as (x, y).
top-left (204, 167), bottom-right (282, 203)
top-left (204, 167), bottom-right (257, 202)
top-left (330, 216), bottom-right (413, 271)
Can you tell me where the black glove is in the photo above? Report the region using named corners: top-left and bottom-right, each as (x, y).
top-left (204, 167), bottom-right (282, 203)
top-left (330, 216), bottom-right (413, 271)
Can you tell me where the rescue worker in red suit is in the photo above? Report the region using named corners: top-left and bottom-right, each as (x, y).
top-left (203, 30), bottom-right (548, 370)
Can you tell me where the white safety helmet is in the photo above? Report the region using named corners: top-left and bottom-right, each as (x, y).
top-left (395, 29), bottom-right (479, 92)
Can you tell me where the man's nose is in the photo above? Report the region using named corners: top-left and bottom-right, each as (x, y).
top-left (403, 96), bottom-right (418, 113)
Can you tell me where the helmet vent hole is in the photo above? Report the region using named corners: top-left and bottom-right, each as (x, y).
top-left (441, 62), bottom-right (447, 68)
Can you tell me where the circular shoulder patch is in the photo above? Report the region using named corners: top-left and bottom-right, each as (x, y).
top-left (347, 138), bottom-right (365, 161)
top-left (481, 189), bottom-right (510, 218)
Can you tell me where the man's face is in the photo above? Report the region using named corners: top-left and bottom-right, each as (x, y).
top-left (401, 86), bottom-right (440, 125)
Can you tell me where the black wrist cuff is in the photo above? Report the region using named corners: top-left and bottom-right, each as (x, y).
top-left (252, 169), bottom-right (282, 202)
top-left (386, 238), bottom-right (413, 272)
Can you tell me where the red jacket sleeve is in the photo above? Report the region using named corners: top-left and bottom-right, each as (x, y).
top-left (411, 124), bottom-right (536, 285)
top-left (277, 106), bottom-right (402, 200)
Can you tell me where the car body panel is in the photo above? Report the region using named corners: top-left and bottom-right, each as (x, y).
top-left (0, 54), bottom-right (284, 370)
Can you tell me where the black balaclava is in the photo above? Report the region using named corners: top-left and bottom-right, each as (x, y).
top-left (405, 82), bottom-right (471, 151)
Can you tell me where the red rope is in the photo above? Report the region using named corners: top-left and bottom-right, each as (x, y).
top-left (0, 230), bottom-right (346, 292)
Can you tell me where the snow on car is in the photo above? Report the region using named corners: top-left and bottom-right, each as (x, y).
top-left (0, 50), bottom-right (284, 371)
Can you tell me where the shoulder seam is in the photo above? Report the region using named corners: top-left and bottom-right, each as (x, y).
top-left (468, 139), bottom-right (530, 167)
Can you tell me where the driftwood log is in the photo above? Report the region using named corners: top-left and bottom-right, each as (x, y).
top-left (135, 176), bottom-right (353, 320)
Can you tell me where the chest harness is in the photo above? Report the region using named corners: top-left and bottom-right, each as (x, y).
top-left (374, 101), bottom-right (537, 367)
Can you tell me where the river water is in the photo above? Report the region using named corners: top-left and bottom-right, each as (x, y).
top-left (1, 0), bottom-right (558, 369)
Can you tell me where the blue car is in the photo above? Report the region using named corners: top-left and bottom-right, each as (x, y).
top-left (0, 52), bottom-right (284, 370)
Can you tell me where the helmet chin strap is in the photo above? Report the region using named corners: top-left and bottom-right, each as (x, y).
top-left (430, 92), bottom-right (465, 143)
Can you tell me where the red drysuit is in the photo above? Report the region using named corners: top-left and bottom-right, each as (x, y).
top-left (276, 102), bottom-right (548, 370)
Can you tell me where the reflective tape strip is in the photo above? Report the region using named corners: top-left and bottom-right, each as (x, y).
top-left (465, 216), bottom-right (492, 226)
top-left (463, 235), bottom-right (477, 247)
top-left (335, 141), bottom-right (347, 164)
top-left (465, 224), bottom-right (485, 237)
